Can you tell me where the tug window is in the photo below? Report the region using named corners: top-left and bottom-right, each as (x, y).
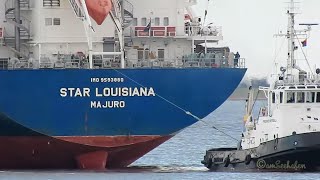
top-left (306, 92), bottom-right (315, 103)
top-left (287, 92), bottom-right (295, 103)
top-left (272, 93), bottom-right (275, 103)
top-left (45, 18), bottom-right (52, 26)
top-left (317, 92), bottom-right (320, 103)
top-left (53, 18), bottom-right (60, 26)
top-left (297, 92), bottom-right (305, 103)
top-left (280, 92), bottom-right (283, 103)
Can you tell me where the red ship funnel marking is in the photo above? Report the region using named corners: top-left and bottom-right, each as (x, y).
top-left (85, 0), bottom-right (112, 25)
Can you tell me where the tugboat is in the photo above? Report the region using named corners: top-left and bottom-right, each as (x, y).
top-left (202, 0), bottom-right (320, 172)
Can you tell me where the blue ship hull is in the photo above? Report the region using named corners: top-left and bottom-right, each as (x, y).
top-left (0, 68), bottom-right (246, 169)
top-left (0, 68), bottom-right (245, 136)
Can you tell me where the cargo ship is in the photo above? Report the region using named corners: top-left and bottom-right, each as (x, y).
top-left (0, 0), bottom-right (246, 169)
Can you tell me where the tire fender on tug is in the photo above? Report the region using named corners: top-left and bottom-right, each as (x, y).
top-left (224, 155), bottom-right (230, 167)
top-left (206, 158), bottom-right (213, 168)
top-left (245, 154), bottom-right (252, 165)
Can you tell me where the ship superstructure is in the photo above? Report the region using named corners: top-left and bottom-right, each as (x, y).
top-left (241, 1), bottom-right (320, 152)
top-left (0, 0), bottom-right (244, 69)
top-left (0, 0), bottom-right (246, 170)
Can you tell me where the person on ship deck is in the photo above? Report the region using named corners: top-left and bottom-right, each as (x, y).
top-left (234, 52), bottom-right (240, 67)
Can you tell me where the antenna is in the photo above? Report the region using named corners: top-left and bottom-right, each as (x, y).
top-left (299, 23), bottom-right (319, 31)
top-left (203, 0), bottom-right (211, 26)
top-left (299, 23), bottom-right (319, 26)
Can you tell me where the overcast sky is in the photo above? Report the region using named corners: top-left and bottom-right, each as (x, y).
top-left (197, 0), bottom-right (320, 77)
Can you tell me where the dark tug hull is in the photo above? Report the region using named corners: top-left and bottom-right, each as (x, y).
top-left (202, 132), bottom-right (320, 172)
top-left (0, 113), bottom-right (172, 170)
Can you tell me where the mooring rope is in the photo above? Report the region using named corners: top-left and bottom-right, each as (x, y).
top-left (112, 68), bottom-right (239, 142)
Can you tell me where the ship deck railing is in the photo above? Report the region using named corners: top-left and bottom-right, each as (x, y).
top-left (128, 25), bottom-right (223, 38)
top-left (183, 25), bottom-right (223, 37)
top-left (0, 57), bottom-right (246, 70)
top-left (275, 80), bottom-right (320, 87)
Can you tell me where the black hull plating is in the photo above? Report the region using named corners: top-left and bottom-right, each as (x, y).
top-left (0, 112), bottom-right (42, 136)
top-left (202, 132), bottom-right (320, 172)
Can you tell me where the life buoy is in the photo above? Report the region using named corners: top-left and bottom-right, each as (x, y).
top-left (223, 156), bottom-right (230, 167)
top-left (245, 154), bottom-right (251, 165)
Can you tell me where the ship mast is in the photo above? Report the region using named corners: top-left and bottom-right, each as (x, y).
top-left (287, 0), bottom-right (296, 75)
top-left (276, 0), bottom-right (318, 80)
top-left (275, 0), bottom-right (301, 79)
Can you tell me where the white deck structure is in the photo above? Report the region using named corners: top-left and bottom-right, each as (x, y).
top-left (0, 0), bottom-right (244, 69)
top-left (241, 0), bottom-right (320, 150)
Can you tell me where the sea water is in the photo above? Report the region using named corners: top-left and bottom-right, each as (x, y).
top-left (1, 101), bottom-right (319, 180)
